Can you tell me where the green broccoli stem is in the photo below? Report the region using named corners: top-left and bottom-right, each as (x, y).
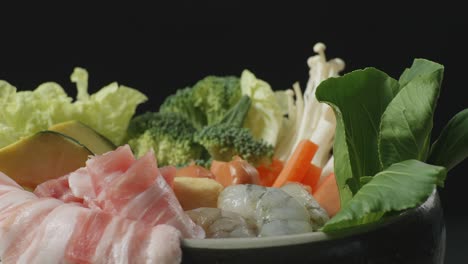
top-left (217, 95), bottom-right (251, 127)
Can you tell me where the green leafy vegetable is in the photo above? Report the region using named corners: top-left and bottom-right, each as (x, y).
top-left (399, 59), bottom-right (445, 87)
top-left (71, 83), bottom-right (148, 145)
top-left (315, 68), bottom-right (400, 205)
top-left (0, 81), bottom-right (72, 148)
top-left (379, 77), bottom-right (442, 165)
top-left (429, 109), bottom-right (468, 171)
top-left (241, 70), bottom-right (283, 146)
top-left (379, 60), bottom-right (444, 168)
top-left (322, 160), bottom-right (446, 231)
top-left (316, 58), bottom-right (467, 232)
top-left (0, 68), bottom-right (147, 148)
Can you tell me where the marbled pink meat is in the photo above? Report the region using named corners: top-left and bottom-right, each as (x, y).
top-left (34, 145), bottom-right (204, 239)
top-left (0, 172), bottom-right (183, 264)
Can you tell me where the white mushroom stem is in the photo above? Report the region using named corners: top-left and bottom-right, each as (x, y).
top-left (274, 42), bottom-right (344, 178)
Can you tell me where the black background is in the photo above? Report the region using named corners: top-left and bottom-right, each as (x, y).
top-left (1, 2), bottom-right (467, 263)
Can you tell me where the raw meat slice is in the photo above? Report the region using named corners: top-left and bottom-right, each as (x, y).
top-left (159, 166), bottom-right (177, 187)
top-left (0, 176), bottom-right (184, 264)
top-left (64, 209), bottom-right (114, 263)
top-left (86, 145), bottom-right (135, 195)
top-left (0, 172), bottom-right (21, 188)
top-left (0, 198), bottom-right (62, 261)
top-left (34, 174), bottom-right (83, 203)
top-left (15, 204), bottom-right (84, 264)
top-left (32, 145), bottom-right (204, 240)
top-left (92, 152), bottom-right (204, 238)
top-left (68, 167), bottom-right (96, 199)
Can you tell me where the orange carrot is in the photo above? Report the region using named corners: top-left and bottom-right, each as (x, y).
top-left (301, 163), bottom-right (322, 192)
top-left (313, 173), bottom-right (340, 217)
top-left (272, 139), bottom-right (318, 187)
top-left (256, 159), bottom-right (284, 187)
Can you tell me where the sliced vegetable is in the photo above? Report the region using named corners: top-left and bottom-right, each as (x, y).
top-left (272, 139), bottom-right (318, 188)
top-left (322, 160), bottom-right (446, 231)
top-left (172, 177), bottom-right (224, 211)
top-left (210, 157), bottom-right (260, 187)
top-left (49, 120), bottom-right (116, 155)
top-left (301, 163), bottom-right (322, 192)
top-left (0, 131), bottom-right (92, 189)
top-left (256, 158), bottom-right (284, 187)
top-left (313, 173), bottom-right (340, 217)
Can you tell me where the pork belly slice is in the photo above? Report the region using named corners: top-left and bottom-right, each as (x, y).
top-left (34, 146), bottom-right (204, 239)
top-left (0, 198), bottom-right (63, 262)
top-left (91, 216), bottom-right (181, 264)
top-left (0, 172), bottom-right (22, 188)
top-left (34, 174), bottom-right (83, 204)
top-left (64, 205), bottom-right (182, 264)
top-left (86, 145), bottom-right (136, 195)
top-left (92, 151), bottom-right (204, 238)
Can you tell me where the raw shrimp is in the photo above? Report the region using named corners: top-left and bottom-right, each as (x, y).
top-left (218, 184), bottom-right (324, 237)
top-left (255, 188), bottom-right (313, 236)
top-left (186, 208), bottom-right (257, 238)
top-left (217, 184), bottom-right (267, 220)
top-left (281, 183), bottom-right (329, 231)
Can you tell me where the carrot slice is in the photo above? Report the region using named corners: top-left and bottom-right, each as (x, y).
top-left (301, 163), bottom-right (322, 192)
top-left (313, 173), bottom-right (340, 217)
top-left (256, 159), bottom-right (284, 187)
top-left (272, 139), bottom-right (318, 188)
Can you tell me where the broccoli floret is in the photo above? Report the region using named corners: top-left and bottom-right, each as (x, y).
top-left (159, 87), bottom-right (207, 130)
top-left (191, 76), bottom-right (242, 125)
top-left (159, 76), bottom-right (242, 130)
top-left (127, 112), bottom-right (203, 166)
top-left (194, 95), bottom-right (274, 166)
top-left (194, 124), bottom-right (274, 166)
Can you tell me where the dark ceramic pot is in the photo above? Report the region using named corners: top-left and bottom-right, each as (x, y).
top-left (181, 189), bottom-right (445, 264)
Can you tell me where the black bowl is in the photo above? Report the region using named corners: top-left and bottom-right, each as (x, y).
top-left (181, 189), bottom-right (445, 264)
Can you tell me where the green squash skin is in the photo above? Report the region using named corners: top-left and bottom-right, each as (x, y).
top-left (0, 131), bottom-right (93, 189)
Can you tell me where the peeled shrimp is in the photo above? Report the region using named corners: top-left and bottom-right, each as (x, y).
top-left (255, 188), bottom-right (313, 236)
top-left (217, 184), bottom-right (267, 220)
top-left (218, 184), bottom-right (328, 237)
top-left (280, 183), bottom-right (329, 231)
top-left (186, 208), bottom-right (257, 238)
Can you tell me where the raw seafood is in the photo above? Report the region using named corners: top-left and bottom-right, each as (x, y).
top-left (186, 207), bottom-right (257, 238)
top-left (218, 184), bottom-right (328, 237)
top-left (217, 184), bottom-right (267, 220)
top-left (0, 172), bottom-right (182, 264)
top-left (280, 183), bottom-right (329, 230)
top-left (255, 188), bottom-right (313, 236)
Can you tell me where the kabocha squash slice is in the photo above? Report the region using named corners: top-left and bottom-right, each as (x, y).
top-left (49, 120), bottom-right (116, 155)
top-left (0, 131), bottom-right (92, 189)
